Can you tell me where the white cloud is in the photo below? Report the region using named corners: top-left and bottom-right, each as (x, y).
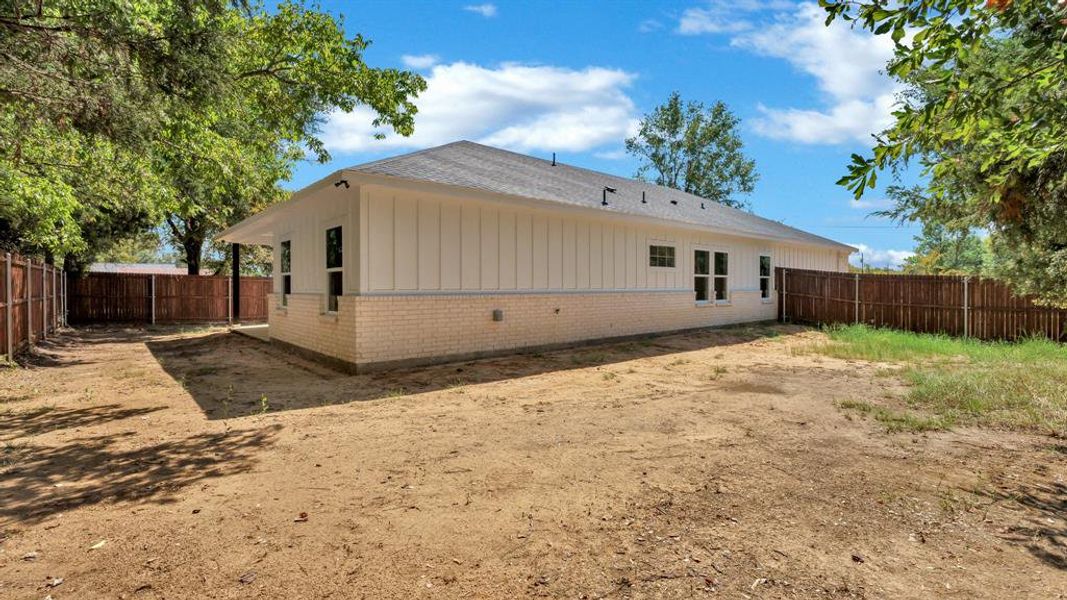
top-left (638, 19), bottom-right (664, 33)
top-left (848, 243), bottom-right (914, 269)
top-left (750, 96), bottom-right (896, 145)
top-left (323, 62), bottom-right (639, 154)
top-left (463, 3), bottom-right (497, 17)
top-left (400, 54), bottom-right (439, 69)
top-left (729, 3), bottom-right (899, 144)
top-left (678, 6), bottom-right (752, 34)
top-left (676, 0), bottom-right (792, 35)
top-left (849, 197), bottom-right (893, 211)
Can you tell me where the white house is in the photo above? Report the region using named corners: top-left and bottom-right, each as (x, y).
top-left (220, 141), bottom-right (853, 371)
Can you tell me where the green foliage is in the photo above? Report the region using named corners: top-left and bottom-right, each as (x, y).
top-left (836, 399), bottom-right (951, 433)
top-left (893, 190), bottom-right (990, 275)
top-left (821, 0), bottom-right (1067, 305)
top-left (625, 91), bottom-right (758, 210)
top-left (197, 239), bottom-right (273, 276)
top-left (94, 229), bottom-right (178, 265)
top-left (813, 325), bottom-right (1067, 434)
top-left (163, 1), bottom-right (425, 273)
top-left (0, 0), bottom-right (229, 257)
top-left (0, 1), bottom-right (426, 269)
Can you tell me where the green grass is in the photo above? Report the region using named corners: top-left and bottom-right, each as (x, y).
top-left (814, 325), bottom-right (1067, 434)
top-left (836, 399), bottom-right (951, 433)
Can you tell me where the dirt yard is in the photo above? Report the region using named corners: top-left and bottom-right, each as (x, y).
top-left (1, 324), bottom-right (1064, 599)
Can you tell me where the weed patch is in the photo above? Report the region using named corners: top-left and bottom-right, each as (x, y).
top-left (818, 326), bottom-right (1067, 434)
top-left (836, 399), bottom-right (951, 433)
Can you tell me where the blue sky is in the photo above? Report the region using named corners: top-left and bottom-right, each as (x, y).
top-left (295, 0), bottom-right (920, 267)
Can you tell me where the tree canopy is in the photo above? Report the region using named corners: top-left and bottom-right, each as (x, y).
top-left (822, 0), bottom-right (1067, 304)
top-left (0, 0), bottom-right (426, 271)
top-left (625, 92), bottom-right (758, 210)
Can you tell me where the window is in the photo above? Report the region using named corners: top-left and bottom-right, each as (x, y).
top-left (713, 252), bottom-right (728, 302)
top-left (280, 240), bottom-right (291, 307)
top-left (694, 249), bottom-right (710, 302)
top-left (325, 226), bottom-right (342, 312)
top-left (649, 244), bottom-right (676, 268)
top-left (759, 255), bottom-right (772, 300)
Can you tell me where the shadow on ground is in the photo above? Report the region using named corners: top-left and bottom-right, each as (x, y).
top-left (0, 425), bottom-right (280, 525)
top-left (144, 323), bottom-right (794, 420)
top-left (977, 478), bottom-right (1067, 571)
top-left (0, 403), bottom-right (165, 441)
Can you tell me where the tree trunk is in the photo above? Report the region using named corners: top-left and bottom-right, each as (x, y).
top-left (183, 238), bottom-right (203, 275)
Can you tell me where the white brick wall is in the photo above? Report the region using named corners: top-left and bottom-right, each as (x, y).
top-left (269, 290), bottom-right (775, 370)
top-left (268, 294), bottom-right (358, 364)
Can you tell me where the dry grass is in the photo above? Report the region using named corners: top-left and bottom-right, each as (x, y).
top-left (810, 325), bottom-right (1067, 434)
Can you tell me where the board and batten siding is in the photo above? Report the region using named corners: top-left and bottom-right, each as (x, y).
top-left (271, 182), bottom-right (360, 296)
top-left (355, 184), bottom-right (846, 296)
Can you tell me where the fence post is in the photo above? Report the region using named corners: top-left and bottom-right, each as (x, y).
top-left (854, 273), bottom-right (860, 324)
top-left (150, 275), bottom-right (156, 325)
top-left (4, 253), bottom-right (11, 361)
top-left (25, 258), bottom-right (32, 346)
top-left (42, 265), bottom-right (48, 340)
top-left (51, 266), bottom-right (56, 333)
top-left (963, 276), bottom-right (970, 338)
top-left (227, 277), bottom-right (233, 324)
top-left (782, 268), bottom-right (788, 322)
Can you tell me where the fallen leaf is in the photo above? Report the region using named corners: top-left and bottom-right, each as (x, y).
top-left (89, 540), bottom-right (107, 550)
top-left (852, 553), bottom-right (865, 563)
top-left (47, 577), bottom-right (64, 588)
top-left (294, 512), bottom-right (309, 523)
top-left (22, 551), bottom-right (38, 561)
top-left (239, 571), bottom-right (256, 584)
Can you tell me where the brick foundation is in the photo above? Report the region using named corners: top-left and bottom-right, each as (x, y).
top-left (268, 291), bottom-right (776, 371)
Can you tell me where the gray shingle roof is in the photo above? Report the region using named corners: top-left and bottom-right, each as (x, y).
top-left (347, 141), bottom-right (852, 250)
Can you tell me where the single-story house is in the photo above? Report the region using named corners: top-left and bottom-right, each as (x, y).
top-left (220, 141), bottom-right (854, 371)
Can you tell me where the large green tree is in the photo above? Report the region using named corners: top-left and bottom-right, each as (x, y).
top-left (0, 0), bottom-right (230, 260)
top-left (902, 221), bottom-right (989, 275)
top-left (0, 1), bottom-right (425, 273)
top-left (625, 92), bottom-right (758, 210)
top-left (161, 2), bottom-right (425, 274)
top-left (822, 0), bottom-right (1067, 305)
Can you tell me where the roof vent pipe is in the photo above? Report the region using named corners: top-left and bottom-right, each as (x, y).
top-left (701, 202), bottom-right (705, 209)
top-left (602, 186), bottom-right (616, 206)
top-left (551, 152), bottom-right (556, 166)
top-left (670, 199), bottom-right (678, 205)
top-left (641, 191), bottom-right (647, 204)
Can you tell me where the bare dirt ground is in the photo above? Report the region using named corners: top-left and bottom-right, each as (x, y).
top-left (1, 324), bottom-right (1065, 599)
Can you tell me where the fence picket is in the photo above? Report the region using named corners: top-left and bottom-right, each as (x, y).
top-left (68, 273), bottom-right (270, 324)
top-left (778, 268), bottom-right (1067, 342)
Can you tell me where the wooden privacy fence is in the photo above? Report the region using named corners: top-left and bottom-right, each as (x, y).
top-left (777, 268), bottom-right (1067, 342)
top-left (1, 253), bottom-right (66, 361)
top-left (68, 273), bottom-right (271, 325)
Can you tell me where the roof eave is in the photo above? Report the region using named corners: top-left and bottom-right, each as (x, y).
top-left (217, 170), bottom-right (346, 245)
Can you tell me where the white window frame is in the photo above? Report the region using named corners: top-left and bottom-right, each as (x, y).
top-left (324, 225), bottom-right (343, 313)
top-left (713, 251), bottom-right (729, 304)
top-left (648, 243), bottom-right (677, 270)
top-left (759, 254), bottom-right (773, 303)
top-left (694, 247), bottom-right (711, 304)
top-left (280, 239), bottom-right (292, 307)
